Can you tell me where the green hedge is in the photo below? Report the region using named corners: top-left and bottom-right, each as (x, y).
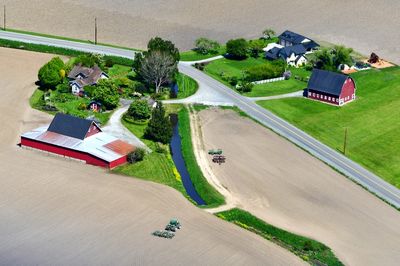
top-left (217, 208), bottom-right (343, 266)
top-left (0, 38), bottom-right (134, 66)
top-left (178, 106), bottom-right (225, 207)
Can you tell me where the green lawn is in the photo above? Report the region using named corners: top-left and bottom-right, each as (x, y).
top-left (179, 106), bottom-right (225, 208)
top-left (115, 117), bottom-right (187, 196)
top-left (258, 67), bottom-right (400, 188)
top-left (180, 46), bottom-right (226, 61)
top-left (176, 73), bottom-right (199, 99)
top-left (217, 209), bottom-right (343, 266)
top-left (107, 64), bottom-right (133, 78)
top-left (204, 57), bottom-right (310, 97)
top-left (243, 79), bottom-right (306, 97)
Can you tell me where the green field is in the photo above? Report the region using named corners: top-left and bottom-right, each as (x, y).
top-left (217, 209), bottom-right (343, 265)
top-left (258, 67), bottom-right (400, 188)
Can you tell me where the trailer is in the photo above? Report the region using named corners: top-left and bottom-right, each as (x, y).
top-left (208, 149), bottom-right (223, 155)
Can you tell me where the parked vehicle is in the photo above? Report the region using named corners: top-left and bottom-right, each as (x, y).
top-left (208, 149), bottom-right (222, 155)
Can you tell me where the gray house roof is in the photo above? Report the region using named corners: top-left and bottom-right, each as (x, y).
top-left (266, 44), bottom-right (307, 61)
top-left (68, 64), bottom-right (109, 88)
top-left (307, 69), bottom-right (352, 97)
top-left (278, 30), bottom-right (319, 49)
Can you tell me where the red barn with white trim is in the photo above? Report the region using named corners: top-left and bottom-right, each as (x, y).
top-left (307, 69), bottom-right (356, 106)
top-left (20, 113), bottom-right (135, 169)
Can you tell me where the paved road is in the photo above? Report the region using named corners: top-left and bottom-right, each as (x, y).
top-left (102, 99), bottom-right (150, 151)
top-left (2, 30), bottom-right (400, 208)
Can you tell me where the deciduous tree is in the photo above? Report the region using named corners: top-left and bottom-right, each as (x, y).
top-left (92, 79), bottom-right (119, 110)
top-left (226, 38), bottom-right (248, 59)
top-left (38, 57), bottom-right (65, 89)
top-left (194, 38), bottom-right (220, 55)
top-left (139, 51), bottom-right (177, 93)
top-left (262, 28), bottom-right (276, 39)
top-left (127, 100), bottom-right (151, 121)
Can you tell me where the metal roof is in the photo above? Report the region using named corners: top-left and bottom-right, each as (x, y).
top-left (21, 126), bottom-right (135, 163)
top-left (308, 69), bottom-right (351, 97)
top-left (48, 113), bottom-right (100, 140)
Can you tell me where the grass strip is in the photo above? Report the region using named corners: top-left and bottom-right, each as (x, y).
top-left (217, 208), bottom-right (343, 266)
top-left (0, 38), bottom-right (134, 66)
top-left (176, 73), bottom-right (199, 99)
top-left (178, 106), bottom-right (225, 208)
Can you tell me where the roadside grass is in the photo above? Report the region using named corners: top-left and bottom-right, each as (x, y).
top-left (258, 66), bottom-right (400, 188)
top-left (176, 73), bottom-right (199, 99)
top-left (180, 46), bottom-right (226, 61)
top-left (1, 28), bottom-right (140, 51)
top-left (204, 57), bottom-right (267, 80)
top-left (0, 38), bottom-right (134, 66)
top-left (179, 106), bottom-right (225, 208)
top-left (216, 208), bottom-right (343, 266)
top-left (243, 79), bottom-right (306, 97)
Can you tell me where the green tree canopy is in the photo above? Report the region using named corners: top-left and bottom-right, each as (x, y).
top-left (194, 38), bottom-right (221, 55)
top-left (91, 79), bottom-right (119, 110)
top-left (248, 39), bottom-right (265, 58)
top-left (226, 38), bottom-right (248, 59)
top-left (313, 45), bottom-right (354, 71)
top-left (75, 53), bottom-right (104, 68)
top-left (127, 100), bottom-right (151, 121)
top-left (144, 102), bottom-right (172, 144)
top-left (147, 37), bottom-right (180, 62)
top-left (262, 28), bottom-right (276, 39)
top-left (38, 57), bottom-right (65, 89)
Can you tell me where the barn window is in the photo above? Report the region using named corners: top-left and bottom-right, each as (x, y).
top-left (324, 96), bottom-right (327, 100)
top-left (328, 97), bottom-right (331, 101)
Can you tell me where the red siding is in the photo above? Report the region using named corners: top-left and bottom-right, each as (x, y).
top-left (20, 137), bottom-right (128, 169)
top-left (85, 123), bottom-right (101, 138)
top-left (339, 78), bottom-right (356, 105)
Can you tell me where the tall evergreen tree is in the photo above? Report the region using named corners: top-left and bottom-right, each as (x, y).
top-left (144, 102), bottom-right (172, 144)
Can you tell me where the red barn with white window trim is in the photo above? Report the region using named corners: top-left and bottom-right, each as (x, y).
top-left (307, 69), bottom-right (356, 106)
top-left (20, 113), bottom-right (135, 169)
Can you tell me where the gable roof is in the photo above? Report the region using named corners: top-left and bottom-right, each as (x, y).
top-left (308, 69), bottom-right (351, 97)
top-left (279, 44), bottom-right (307, 58)
top-left (68, 64), bottom-right (108, 87)
top-left (278, 30), bottom-right (308, 44)
top-left (47, 113), bottom-right (101, 140)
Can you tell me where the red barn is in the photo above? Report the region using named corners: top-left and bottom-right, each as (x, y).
top-left (307, 69), bottom-right (356, 106)
top-left (20, 113), bottom-right (135, 169)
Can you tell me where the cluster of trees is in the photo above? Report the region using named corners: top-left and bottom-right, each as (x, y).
top-left (311, 45), bottom-right (354, 71)
top-left (133, 37), bottom-right (180, 93)
top-left (194, 38), bottom-right (221, 55)
top-left (38, 57), bottom-right (66, 89)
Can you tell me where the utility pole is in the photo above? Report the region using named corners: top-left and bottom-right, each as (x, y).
top-left (343, 128), bottom-right (348, 155)
top-left (94, 17), bottom-right (97, 45)
top-left (3, 5), bottom-right (6, 31)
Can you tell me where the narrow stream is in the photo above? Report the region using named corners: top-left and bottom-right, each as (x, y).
top-left (170, 114), bottom-right (206, 205)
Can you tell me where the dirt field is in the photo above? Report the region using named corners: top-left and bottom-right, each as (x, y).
top-left (0, 48), bottom-right (305, 265)
top-left (2, 0), bottom-right (400, 63)
top-left (197, 108), bottom-right (400, 266)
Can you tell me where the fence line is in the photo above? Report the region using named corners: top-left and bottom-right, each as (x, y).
top-left (252, 76), bottom-right (285, 85)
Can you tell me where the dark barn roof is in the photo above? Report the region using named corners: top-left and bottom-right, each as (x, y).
top-left (308, 69), bottom-right (351, 97)
top-left (47, 113), bottom-right (101, 140)
top-left (278, 30), bottom-right (307, 44)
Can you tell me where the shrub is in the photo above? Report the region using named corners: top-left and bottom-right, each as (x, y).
top-left (56, 79), bottom-right (71, 93)
top-left (75, 53), bottom-right (104, 68)
top-left (78, 102), bottom-right (87, 111)
top-left (155, 142), bottom-right (168, 154)
top-left (127, 100), bottom-right (151, 121)
top-left (228, 76), bottom-right (239, 86)
top-left (237, 81), bottom-right (254, 93)
top-left (194, 38), bottom-right (220, 55)
top-left (245, 61), bottom-right (285, 82)
top-left (226, 38), bottom-right (248, 59)
top-left (38, 57), bottom-right (66, 89)
top-left (127, 148), bottom-right (146, 163)
top-left (84, 85), bottom-right (96, 97)
top-left (283, 70), bottom-right (292, 80)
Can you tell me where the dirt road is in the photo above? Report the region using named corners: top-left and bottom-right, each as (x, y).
top-left (197, 108), bottom-right (400, 266)
top-left (0, 47), bottom-right (304, 265)
top-left (2, 0), bottom-right (400, 63)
